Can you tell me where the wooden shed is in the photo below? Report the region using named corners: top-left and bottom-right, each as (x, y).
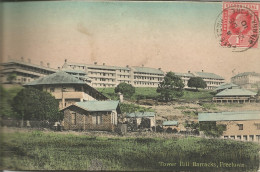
top-left (61, 100), bottom-right (121, 131)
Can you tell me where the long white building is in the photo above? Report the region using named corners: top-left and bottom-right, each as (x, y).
top-left (62, 60), bottom-right (164, 88)
top-left (1, 58), bottom-right (225, 90)
top-left (175, 70), bottom-right (225, 90)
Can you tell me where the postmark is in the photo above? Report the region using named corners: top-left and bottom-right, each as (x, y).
top-left (214, 2), bottom-right (260, 52)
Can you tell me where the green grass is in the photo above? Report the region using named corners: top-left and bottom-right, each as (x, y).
top-left (6, 86), bottom-right (24, 99)
top-left (181, 90), bottom-right (214, 101)
top-left (1, 131), bottom-right (259, 171)
top-left (97, 87), bottom-right (213, 101)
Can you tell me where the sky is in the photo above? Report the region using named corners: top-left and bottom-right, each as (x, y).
top-left (1, 1), bottom-right (260, 81)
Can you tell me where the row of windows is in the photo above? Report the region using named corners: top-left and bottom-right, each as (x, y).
top-left (89, 72), bottom-right (115, 77)
top-left (12, 64), bottom-right (53, 75)
top-left (206, 81), bottom-right (222, 85)
top-left (92, 83), bottom-right (115, 87)
top-left (224, 135), bottom-right (260, 142)
top-left (71, 113), bottom-right (103, 125)
top-left (118, 69), bottom-right (130, 73)
top-left (118, 81), bottom-right (131, 84)
top-left (134, 72), bottom-right (163, 76)
top-left (118, 75), bottom-right (130, 78)
top-left (134, 82), bottom-right (158, 86)
top-left (92, 78), bottom-right (115, 82)
top-left (134, 76), bottom-right (163, 81)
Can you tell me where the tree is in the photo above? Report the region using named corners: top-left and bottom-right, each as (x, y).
top-left (0, 86), bottom-right (13, 118)
top-left (115, 83), bottom-right (135, 98)
top-left (200, 121), bottom-right (226, 138)
top-left (156, 72), bottom-right (185, 102)
top-left (12, 87), bottom-right (62, 123)
top-left (187, 77), bottom-right (207, 90)
top-left (7, 73), bottom-right (17, 84)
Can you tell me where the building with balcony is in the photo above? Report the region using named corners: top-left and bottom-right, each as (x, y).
top-left (231, 72), bottom-right (260, 90)
top-left (175, 70), bottom-right (225, 90)
top-left (24, 71), bottom-right (108, 109)
top-left (213, 88), bottom-right (257, 103)
top-left (63, 60), bottom-right (164, 88)
top-left (0, 57), bottom-right (56, 85)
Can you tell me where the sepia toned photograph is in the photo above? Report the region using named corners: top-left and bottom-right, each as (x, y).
top-left (0, 1), bottom-right (260, 171)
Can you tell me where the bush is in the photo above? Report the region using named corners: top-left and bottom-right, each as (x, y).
top-left (12, 87), bottom-right (61, 122)
top-left (115, 83), bottom-right (135, 98)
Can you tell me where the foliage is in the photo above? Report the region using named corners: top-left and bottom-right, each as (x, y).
top-left (12, 87), bottom-right (61, 121)
top-left (139, 118), bottom-right (151, 129)
top-left (0, 86), bottom-right (13, 118)
top-left (120, 103), bottom-right (154, 113)
top-left (156, 72), bottom-right (184, 102)
top-left (184, 120), bottom-right (200, 135)
top-left (201, 103), bottom-right (218, 111)
top-left (115, 83), bottom-right (135, 98)
top-left (97, 87), bottom-right (119, 100)
top-left (7, 73), bottom-right (17, 83)
top-left (200, 121), bottom-right (227, 138)
top-left (1, 131), bottom-right (259, 171)
top-left (98, 87), bottom-right (213, 101)
top-left (187, 77), bottom-right (207, 90)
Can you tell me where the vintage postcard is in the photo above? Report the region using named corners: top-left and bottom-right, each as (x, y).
top-left (1, 1), bottom-right (260, 171)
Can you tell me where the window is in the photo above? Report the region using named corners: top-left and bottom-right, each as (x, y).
top-left (255, 123), bottom-right (260, 130)
top-left (50, 87), bottom-right (55, 92)
top-left (237, 135), bottom-right (241, 140)
top-left (92, 114), bottom-right (102, 125)
top-left (224, 136), bottom-right (228, 139)
top-left (243, 135), bottom-right (248, 141)
top-left (256, 135), bottom-right (260, 142)
top-left (230, 136), bottom-right (235, 139)
top-left (249, 135), bottom-right (254, 141)
top-left (238, 124), bottom-right (243, 130)
top-left (71, 113), bottom-right (76, 125)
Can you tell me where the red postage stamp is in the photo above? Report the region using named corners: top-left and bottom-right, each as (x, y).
top-left (220, 2), bottom-right (260, 51)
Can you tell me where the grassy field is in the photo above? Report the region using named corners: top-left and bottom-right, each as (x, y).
top-left (97, 87), bottom-right (213, 101)
top-left (1, 130), bottom-right (259, 171)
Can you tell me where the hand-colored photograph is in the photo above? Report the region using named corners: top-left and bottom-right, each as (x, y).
top-left (0, 1), bottom-right (260, 171)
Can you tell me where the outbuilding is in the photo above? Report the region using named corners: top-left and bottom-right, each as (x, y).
top-left (61, 100), bottom-right (121, 131)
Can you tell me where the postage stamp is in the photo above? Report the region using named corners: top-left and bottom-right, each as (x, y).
top-left (215, 2), bottom-right (260, 52)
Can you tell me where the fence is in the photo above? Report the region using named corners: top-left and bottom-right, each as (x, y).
top-left (1, 119), bottom-right (55, 129)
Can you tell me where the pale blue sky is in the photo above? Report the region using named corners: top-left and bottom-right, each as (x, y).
top-left (2, 2), bottom-right (260, 81)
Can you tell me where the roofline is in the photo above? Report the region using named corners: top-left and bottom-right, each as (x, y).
top-left (198, 111), bottom-right (260, 121)
top-left (1, 60), bottom-right (57, 72)
top-left (60, 101), bottom-right (119, 112)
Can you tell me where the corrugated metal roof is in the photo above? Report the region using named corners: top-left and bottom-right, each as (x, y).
top-left (126, 112), bottom-right (155, 118)
top-left (232, 72), bottom-right (260, 78)
top-left (132, 67), bottom-right (164, 75)
top-left (194, 72), bottom-right (224, 80)
top-left (175, 72), bottom-right (195, 77)
top-left (216, 88), bottom-right (257, 96)
top-left (214, 83), bottom-right (239, 91)
top-left (25, 71), bottom-right (86, 85)
top-left (162, 120), bottom-right (178, 126)
top-left (198, 111), bottom-right (260, 121)
top-left (75, 101), bottom-right (119, 111)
